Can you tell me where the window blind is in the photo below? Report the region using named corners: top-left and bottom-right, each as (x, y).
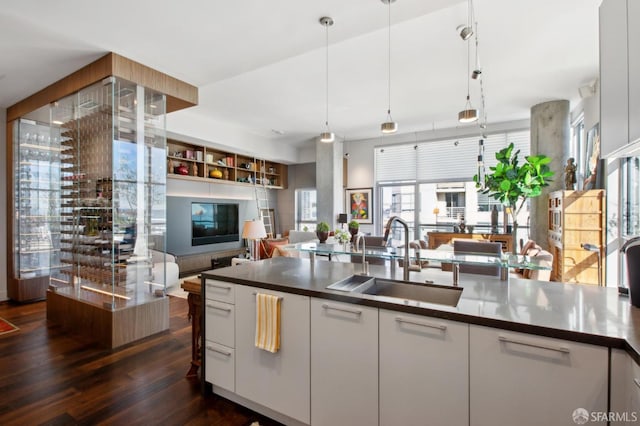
top-left (375, 144), bottom-right (418, 183)
top-left (375, 130), bottom-right (530, 184)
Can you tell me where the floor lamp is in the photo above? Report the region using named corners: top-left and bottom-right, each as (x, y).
top-left (243, 219), bottom-right (267, 260)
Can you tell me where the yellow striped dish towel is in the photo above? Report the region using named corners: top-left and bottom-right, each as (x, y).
top-left (255, 293), bottom-right (281, 353)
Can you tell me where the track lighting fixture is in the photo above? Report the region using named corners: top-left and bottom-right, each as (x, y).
top-left (456, 24), bottom-right (473, 40)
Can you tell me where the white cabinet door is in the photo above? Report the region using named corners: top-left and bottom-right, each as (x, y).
top-left (310, 298), bottom-right (378, 426)
top-left (379, 310), bottom-right (468, 426)
top-left (204, 341), bottom-right (235, 392)
top-left (628, 0), bottom-right (640, 144)
top-left (235, 285), bottom-right (310, 425)
top-left (469, 325), bottom-right (608, 426)
top-left (600, 0), bottom-right (629, 157)
top-left (611, 349), bottom-right (640, 425)
top-left (204, 281), bottom-right (235, 391)
top-left (205, 279), bottom-right (235, 304)
top-left (204, 299), bottom-right (234, 348)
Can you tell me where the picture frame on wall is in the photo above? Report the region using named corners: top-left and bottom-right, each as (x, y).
top-left (346, 188), bottom-right (373, 224)
top-left (583, 123), bottom-right (602, 190)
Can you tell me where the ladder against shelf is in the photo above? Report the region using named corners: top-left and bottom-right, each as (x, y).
top-left (255, 184), bottom-right (274, 238)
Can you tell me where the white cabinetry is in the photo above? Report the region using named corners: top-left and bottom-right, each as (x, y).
top-left (611, 349), bottom-right (640, 425)
top-left (628, 0), bottom-right (640, 144)
top-left (600, 0), bottom-right (628, 157)
top-left (235, 285), bottom-right (310, 425)
top-left (310, 298), bottom-right (378, 426)
top-left (379, 310), bottom-right (468, 426)
top-left (600, 0), bottom-right (640, 157)
top-left (469, 325), bottom-right (608, 426)
top-left (204, 279), bottom-right (236, 392)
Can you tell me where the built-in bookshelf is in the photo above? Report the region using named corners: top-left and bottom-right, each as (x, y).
top-left (167, 139), bottom-right (288, 189)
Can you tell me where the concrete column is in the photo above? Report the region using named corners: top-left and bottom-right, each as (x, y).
top-left (530, 100), bottom-right (570, 250)
top-left (316, 139), bottom-right (344, 230)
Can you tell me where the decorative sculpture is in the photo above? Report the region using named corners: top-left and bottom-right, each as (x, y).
top-left (564, 157), bottom-right (577, 190)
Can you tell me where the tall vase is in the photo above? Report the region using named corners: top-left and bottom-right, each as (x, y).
top-left (511, 221), bottom-right (518, 254)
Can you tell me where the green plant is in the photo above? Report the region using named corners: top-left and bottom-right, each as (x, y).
top-left (334, 229), bottom-right (351, 244)
top-left (473, 143), bottom-right (554, 252)
top-left (316, 221), bottom-right (330, 232)
top-left (348, 220), bottom-right (359, 229)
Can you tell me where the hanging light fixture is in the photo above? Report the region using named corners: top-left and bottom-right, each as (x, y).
top-left (456, 0), bottom-right (474, 40)
top-left (381, 0), bottom-right (398, 134)
top-left (458, 0), bottom-right (478, 124)
top-left (319, 16), bottom-right (335, 143)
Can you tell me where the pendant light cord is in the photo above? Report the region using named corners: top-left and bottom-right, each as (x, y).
top-left (325, 22), bottom-right (330, 128)
top-left (387, 0), bottom-right (392, 118)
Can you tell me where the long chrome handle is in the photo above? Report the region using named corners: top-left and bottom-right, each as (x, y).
top-left (634, 378), bottom-right (640, 390)
top-left (207, 283), bottom-right (232, 290)
top-left (322, 303), bottom-right (362, 316)
top-left (498, 335), bottom-right (570, 354)
top-left (206, 303), bottom-right (231, 312)
top-left (396, 316), bottom-right (446, 331)
top-left (206, 345), bottom-right (231, 356)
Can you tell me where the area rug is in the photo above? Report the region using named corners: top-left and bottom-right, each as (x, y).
top-left (0, 317), bottom-right (19, 336)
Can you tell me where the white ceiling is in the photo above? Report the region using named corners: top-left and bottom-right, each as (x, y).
top-left (0, 0), bottom-right (601, 150)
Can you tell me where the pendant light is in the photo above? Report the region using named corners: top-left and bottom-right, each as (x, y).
top-left (457, 0), bottom-right (478, 123)
top-left (381, 0), bottom-right (397, 134)
top-left (319, 16), bottom-right (335, 143)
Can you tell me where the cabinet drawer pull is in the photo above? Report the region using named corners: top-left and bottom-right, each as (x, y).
top-left (206, 303), bottom-right (232, 312)
top-left (207, 283), bottom-right (231, 291)
top-left (634, 378), bottom-right (640, 390)
top-left (498, 335), bottom-right (570, 354)
top-left (207, 345), bottom-right (232, 356)
top-left (395, 316), bottom-right (446, 331)
top-left (321, 303), bottom-right (362, 316)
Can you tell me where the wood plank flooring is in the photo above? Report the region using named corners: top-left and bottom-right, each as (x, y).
top-left (0, 296), bottom-right (283, 426)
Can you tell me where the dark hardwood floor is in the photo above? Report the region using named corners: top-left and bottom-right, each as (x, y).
top-left (0, 295), bottom-right (283, 426)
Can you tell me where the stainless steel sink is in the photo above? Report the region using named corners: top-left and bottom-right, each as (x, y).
top-left (353, 278), bottom-right (462, 307)
top-left (326, 274), bottom-right (375, 292)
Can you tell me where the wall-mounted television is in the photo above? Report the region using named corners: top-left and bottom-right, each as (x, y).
top-left (191, 202), bottom-right (239, 246)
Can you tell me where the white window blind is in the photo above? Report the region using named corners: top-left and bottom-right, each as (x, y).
top-left (375, 130), bottom-right (530, 184)
top-left (375, 145), bottom-right (418, 183)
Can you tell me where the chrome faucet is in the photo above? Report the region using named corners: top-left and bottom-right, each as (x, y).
top-left (355, 233), bottom-right (369, 275)
top-left (383, 216), bottom-right (410, 281)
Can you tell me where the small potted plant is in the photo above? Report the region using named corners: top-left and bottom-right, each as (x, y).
top-left (316, 221), bottom-right (330, 243)
top-left (348, 220), bottom-right (360, 241)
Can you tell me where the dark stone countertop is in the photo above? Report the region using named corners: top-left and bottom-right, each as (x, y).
top-left (202, 257), bottom-right (640, 362)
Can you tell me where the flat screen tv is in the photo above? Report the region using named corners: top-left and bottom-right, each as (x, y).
top-left (191, 202), bottom-right (239, 246)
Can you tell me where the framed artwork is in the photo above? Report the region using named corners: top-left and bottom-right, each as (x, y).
top-left (346, 188), bottom-right (373, 224)
top-left (583, 123), bottom-right (602, 190)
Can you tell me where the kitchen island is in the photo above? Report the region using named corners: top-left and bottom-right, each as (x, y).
top-left (201, 257), bottom-right (640, 426)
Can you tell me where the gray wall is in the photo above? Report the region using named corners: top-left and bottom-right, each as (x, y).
top-left (1, 108), bottom-right (6, 301)
top-left (166, 196), bottom-right (251, 256)
top-left (277, 163), bottom-right (316, 233)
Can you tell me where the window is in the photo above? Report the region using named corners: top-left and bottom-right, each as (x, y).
top-left (380, 185), bottom-right (415, 243)
top-left (622, 157), bottom-right (640, 237)
top-left (375, 130), bottom-right (530, 241)
top-left (295, 189), bottom-right (317, 231)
